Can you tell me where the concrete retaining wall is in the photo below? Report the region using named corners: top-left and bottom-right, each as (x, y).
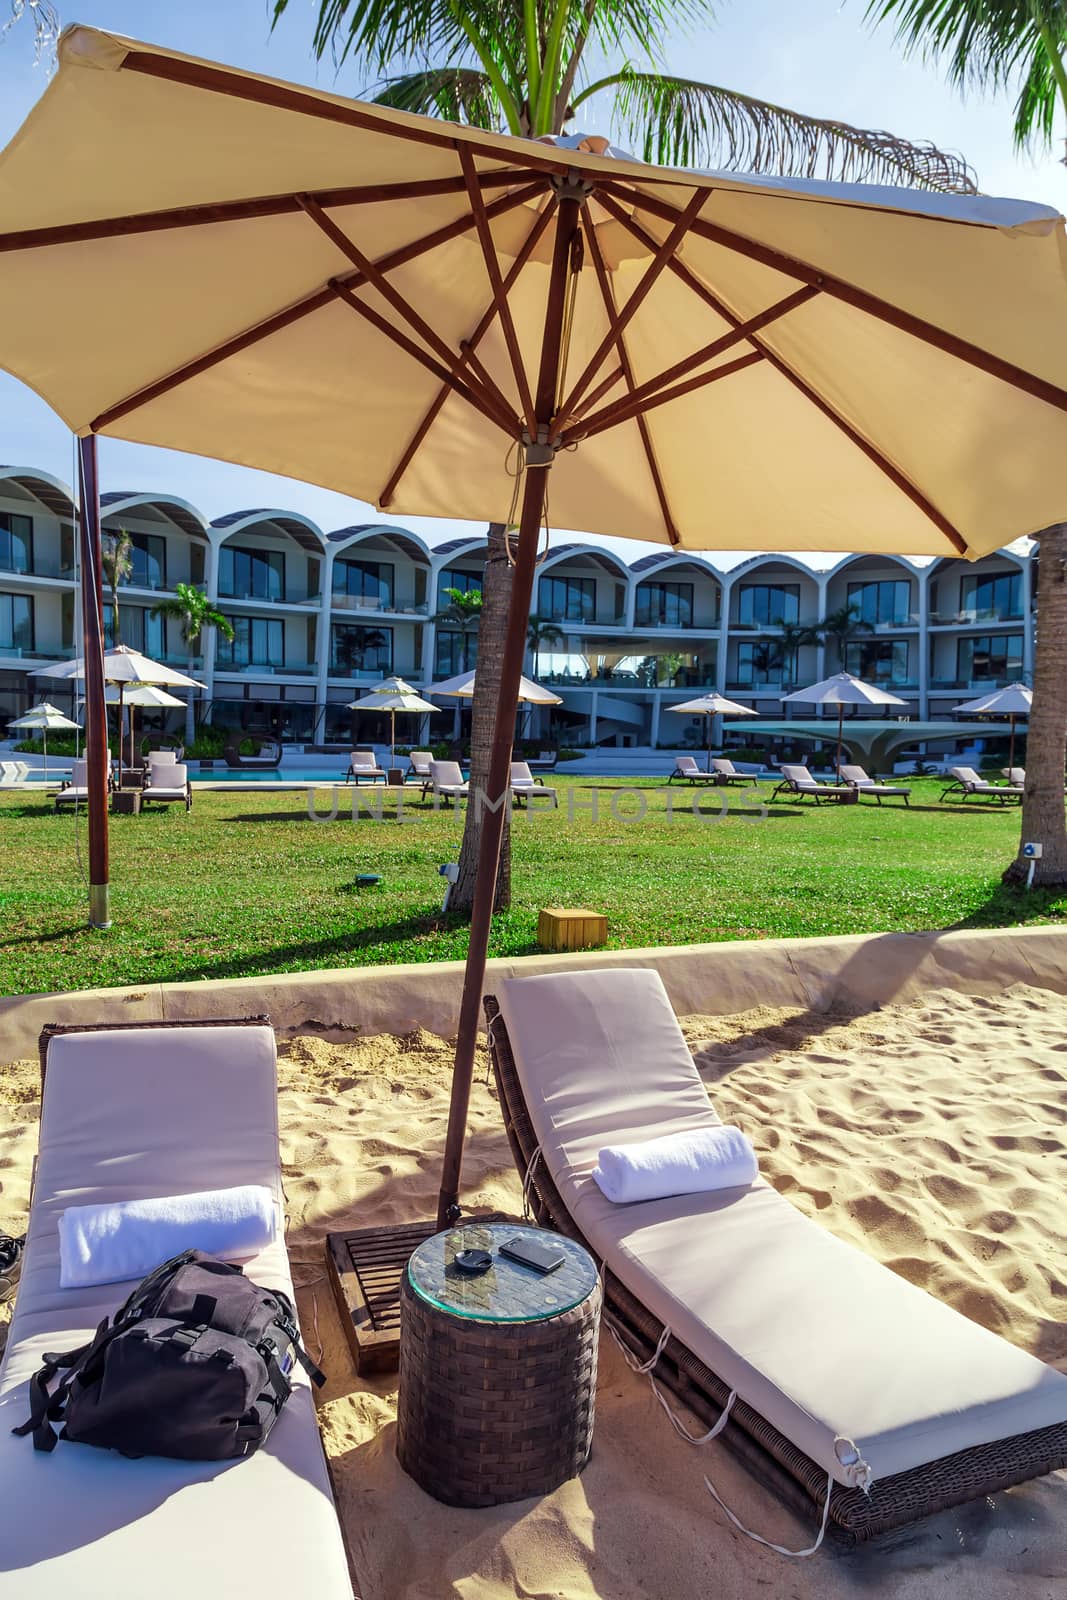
top-left (2, 924), bottom-right (1067, 1065)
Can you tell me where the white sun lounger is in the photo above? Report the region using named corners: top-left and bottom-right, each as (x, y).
top-left (940, 765), bottom-right (1020, 804)
top-left (771, 764), bottom-right (853, 804)
top-left (0, 1020), bottom-right (352, 1599)
top-left (839, 765), bottom-right (911, 805)
top-left (488, 969), bottom-right (1067, 1543)
top-left (510, 760), bottom-right (558, 807)
top-left (140, 761), bottom-right (193, 811)
top-left (423, 759), bottom-right (469, 805)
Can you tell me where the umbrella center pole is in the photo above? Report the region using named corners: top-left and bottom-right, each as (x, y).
top-left (77, 435), bottom-right (111, 931)
top-left (437, 187), bottom-right (586, 1230)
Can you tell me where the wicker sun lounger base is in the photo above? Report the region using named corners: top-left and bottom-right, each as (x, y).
top-left (484, 995), bottom-right (1067, 1545)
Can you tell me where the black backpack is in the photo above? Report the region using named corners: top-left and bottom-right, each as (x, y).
top-left (13, 1250), bottom-right (325, 1460)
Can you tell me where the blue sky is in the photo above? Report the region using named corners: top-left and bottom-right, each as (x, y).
top-left (0, 0), bottom-right (1063, 562)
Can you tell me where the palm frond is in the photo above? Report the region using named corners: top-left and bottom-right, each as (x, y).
top-left (596, 69), bottom-right (977, 191)
top-left (373, 67), bottom-right (502, 128)
top-left (1014, 40), bottom-right (1061, 145)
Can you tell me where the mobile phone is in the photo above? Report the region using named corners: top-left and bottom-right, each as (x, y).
top-left (498, 1236), bottom-right (565, 1275)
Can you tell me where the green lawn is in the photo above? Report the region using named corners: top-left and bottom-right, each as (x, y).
top-left (0, 777), bottom-right (1063, 996)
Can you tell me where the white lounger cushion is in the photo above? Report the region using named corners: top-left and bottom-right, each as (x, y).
top-left (498, 969), bottom-right (1067, 1489)
top-left (0, 1025), bottom-right (351, 1599)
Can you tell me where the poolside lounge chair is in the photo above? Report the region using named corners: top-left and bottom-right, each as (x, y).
top-left (527, 750), bottom-right (559, 772)
top-left (711, 758), bottom-right (759, 788)
top-left (485, 968), bottom-right (1067, 1545)
top-left (1004, 767), bottom-right (1026, 788)
top-left (668, 756), bottom-right (716, 785)
top-left (0, 1017), bottom-right (352, 1598)
top-left (839, 765), bottom-right (911, 806)
top-left (939, 766), bottom-right (1020, 804)
top-left (771, 764), bottom-right (853, 804)
top-left (510, 760), bottom-right (558, 808)
top-left (423, 759), bottom-right (469, 806)
top-left (54, 757), bottom-right (112, 811)
top-left (140, 761), bottom-right (193, 812)
top-left (406, 750), bottom-right (435, 780)
top-left (345, 748), bottom-right (386, 784)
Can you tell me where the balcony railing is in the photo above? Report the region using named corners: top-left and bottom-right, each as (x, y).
top-left (929, 676), bottom-right (1019, 692)
top-left (930, 609), bottom-right (1023, 626)
top-left (0, 560), bottom-right (78, 581)
top-left (330, 594), bottom-right (429, 615)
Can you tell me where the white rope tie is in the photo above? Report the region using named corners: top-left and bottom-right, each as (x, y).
top-left (650, 1374), bottom-right (736, 1445)
top-left (520, 1144), bottom-right (542, 1222)
top-left (702, 1467), bottom-right (835, 1559)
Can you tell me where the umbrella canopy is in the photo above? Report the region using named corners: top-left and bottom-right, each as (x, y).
top-left (348, 675), bottom-right (441, 760)
top-left (1, 27), bottom-right (1067, 559)
top-left (782, 673), bottom-right (907, 779)
top-left (104, 684), bottom-right (187, 709)
top-left (428, 670), bottom-right (562, 705)
top-left (34, 646), bottom-right (204, 773)
top-left (4, 27), bottom-right (1067, 1224)
top-left (667, 693), bottom-right (757, 772)
top-left (7, 701), bottom-right (81, 785)
top-left (954, 681), bottom-right (1033, 773)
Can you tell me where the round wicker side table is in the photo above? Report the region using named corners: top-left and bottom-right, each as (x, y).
top-left (396, 1222), bottom-right (601, 1508)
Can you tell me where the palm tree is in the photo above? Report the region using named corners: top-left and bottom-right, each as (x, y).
top-left (816, 602), bottom-right (872, 671)
top-left (869, 3), bottom-right (1067, 884)
top-left (526, 614), bottom-right (564, 675)
top-left (275, 0), bottom-right (978, 912)
top-left (101, 530), bottom-right (133, 646)
top-left (151, 583), bottom-right (236, 744)
top-left (432, 587), bottom-right (483, 674)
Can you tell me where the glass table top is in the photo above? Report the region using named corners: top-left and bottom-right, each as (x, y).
top-left (407, 1223), bottom-right (598, 1323)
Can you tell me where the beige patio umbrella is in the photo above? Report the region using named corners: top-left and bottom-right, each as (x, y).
top-left (105, 682), bottom-right (186, 770)
top-left (782, 671), bottom-right (907, 779)
top-left (2, 28), bottom-right (1067, 1224)
top-left (666, 691), bottom-right (757, 772)
top-left (348, 675), bottom-right (440, 759)
top-left (35, 645), bottom-right (204, 775)
top-left (7, 702), bottom-right (81, 786)
top-left (955, 681), bottom-right (1033, 774)
top-left (428, 669), bottom-right (562, 704)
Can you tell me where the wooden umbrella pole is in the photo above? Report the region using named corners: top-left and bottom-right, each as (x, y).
top-left (1010, 713), bottom-right (1016, 776)
top-left (837, 704), bottom-right (843, 781)
top-left (437, 184), bottom-right (586, 1229)
top-left (77, 435), bottom-right (111, 929)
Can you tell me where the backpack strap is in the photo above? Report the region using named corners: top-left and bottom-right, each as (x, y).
top-left (11, 1315), bottom-right (116, 1453)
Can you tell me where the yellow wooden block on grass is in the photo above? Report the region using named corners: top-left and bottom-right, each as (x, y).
top-left (538, 907), bottom-right (608, 952)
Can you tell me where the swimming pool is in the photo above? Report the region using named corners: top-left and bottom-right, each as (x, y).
top-left (190, 767), bottom-right (374, 784)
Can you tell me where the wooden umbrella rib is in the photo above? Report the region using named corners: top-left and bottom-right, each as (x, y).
top-left (121, 50), bottom-right (574, 177)
top-left (568, 351), bottom-right (766, 444)
top-left (565, 281), bottom-right (819, 441)
top-left (554, 190), bottom-right (707, 427)
top-left (601, 179), bottom-right (1067, 417)
top-left (566, 363), bottom-right (626, 422)
top-left (583, 219), bottom-right (680, 546)
top-left (330, 279), bottom-right (516, 436)
top-left (0, 173), bottom-right (531, 254)
top-left (297, 193), bottom-right (515, 426)
top-left (379, 197), bottom-right (557, 508)
top-left (89, 180), bottom-right (542, 432)
top-left (458, 147), bottom-right (537, 434)
top-left (598, 194), bottom-right (969, 555)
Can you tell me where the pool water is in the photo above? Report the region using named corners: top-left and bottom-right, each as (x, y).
top-left (190, 766), bottom-right (375, 784)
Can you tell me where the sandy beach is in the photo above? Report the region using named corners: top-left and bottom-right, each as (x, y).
top-left (1, 982), bottom-right (1065, 1598)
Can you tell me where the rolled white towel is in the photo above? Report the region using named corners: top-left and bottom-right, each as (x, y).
top-left (593, 1125), bottom-right (758, 1205)
top-left (58, 1185), bottom-right (277, 1290)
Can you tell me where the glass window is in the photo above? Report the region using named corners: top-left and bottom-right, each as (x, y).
top-left (736, 583), bottom-right (799, 625)
top-left (332, 557), bottom-right (394, 608)
top-left (122, 531), bottom-right (167, 589)
top-left (217, 616), bottom-right (286, 668)
top-left (437, 567), bottom-right (483, 607)
top-left (218, 544), bottom-right (285, 601)
top-left (537, 574), bottom-right (595, 622)
top-left (733, 639), bottom-right (796, 686)
top-left (434, 629), bottom-right (478, 677)
top-left (102, 604), bottom-right (164, 657)
top-left (844, 638), bottom-right (911, 685)
top-left (0, 591), bottom-right (33, 652)
top-left (956, 634), bottom-right (1023, 683)
top-left (0, 513), bottom-right (32, 575)
top-left (329, 622), bottom-right (392, 675)
top-left (846, 579), bottom-right (911, 626)
top-left (634, 581), bottom-right (694, 627)
top-left (960, 571), bottom-right (1022, 622)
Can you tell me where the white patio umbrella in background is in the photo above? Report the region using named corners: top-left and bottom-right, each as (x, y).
top-left (105, 683), bottom-right (186, 769)
top-left (348, 675), bottom-right (440, 760)
top-left (954, 681), bottom-right (1033, 775)
top-left (429, 668), bottom-right (563, 742)
top-left (3, 27), bottom-right (1067, 1226)
top-left (7, 702), bottom-right (81, 786)
top-left (34, 645), bottom-right (205, 773)
top-left (782, 672), bottom-right (907, 778)
top-left (666, 692), bottom-right (757, 772)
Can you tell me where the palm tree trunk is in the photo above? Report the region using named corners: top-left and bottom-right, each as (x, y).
top-left (1004, 523), bottom-right (1067, 885)
top-left (451, 522), bottom-right (513, 914)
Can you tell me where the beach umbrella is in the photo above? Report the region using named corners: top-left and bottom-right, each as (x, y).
top-left (7, 701), bottom-right (80, 786)
top-left (666, 692), bottom-right (757, 772)
top-left (348, 675), bottom-right (440, 760)
top-left (2, 31), bottom-right (1067, 1221)
top-left (105, 683), bottom-right (186, 770)
top-left (428, 669), bottom-right (563, 705)
top-left (35, 645), bottom-right (205, 773)
top-left (954, 681), bottom-right (1033, 774)
top-left (782, 672), bottom-right (907, 779)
